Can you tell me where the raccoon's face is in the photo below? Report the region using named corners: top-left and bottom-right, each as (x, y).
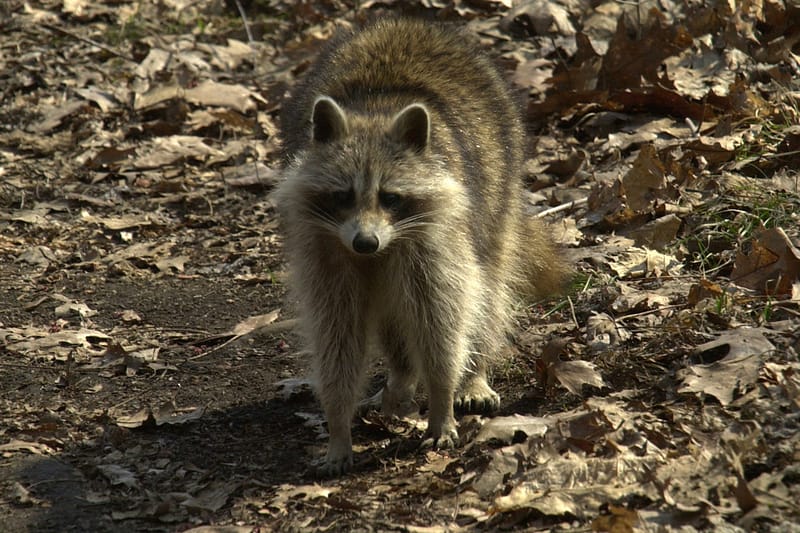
top-left (289, 96), bottom-right (453, 256)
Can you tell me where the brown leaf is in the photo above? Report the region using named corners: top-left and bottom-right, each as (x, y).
top-left (621, 145), bottom-right (668, 212)
top-left (184, 80), bottom-right (260, 114)
top-left (731, 227), bottom-right (800, 296)
top-left (678, 328), bottom-right (774, 405)
top-left (546, 32), bottom-right (602, 92)
top-left (180, 481), bottom-right (239, 512)
top-left (552, 360), bottom-right (606, 396)
top-left (626, 214), bottom-right (682, 251)
top-left (231, 309), bottom-right (280, 337)
top-left (29, 100), bottom-right (89, 134)
top-left (687, 279), bottom-right (724, 306)
top-left (599, 9), bottom-right (692, 90)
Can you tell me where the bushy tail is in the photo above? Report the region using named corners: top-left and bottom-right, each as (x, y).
top-left (518, 218), bottom-right (571, 300)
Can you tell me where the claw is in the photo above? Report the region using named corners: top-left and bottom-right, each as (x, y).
top-left (454, 376), bottom-right (500, 413)
top-left (421, 426), bottom-right (458, 450)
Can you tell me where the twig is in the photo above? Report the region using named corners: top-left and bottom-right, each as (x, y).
top-left (187, 318), bottom-right (298, 361)
top-left (233, 0), bottom-right (254, 45)
top-left (534, 197), bottom-right (588, 219)
top-left (40, 23), bottom-right (137, 63)
top-left (567, 295), bottom-right (579, 330)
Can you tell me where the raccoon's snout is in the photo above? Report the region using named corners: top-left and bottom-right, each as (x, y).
top-left (352, 232), bottom-right (380, 254)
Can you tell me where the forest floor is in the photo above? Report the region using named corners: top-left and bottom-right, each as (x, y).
top-left (1, 0), bottom-right (799, 531)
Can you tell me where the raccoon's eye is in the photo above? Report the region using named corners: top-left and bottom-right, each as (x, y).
top-left (379, 191), bottom-right (402, 209)
top-left (331, 189), bottom-right (354, 207)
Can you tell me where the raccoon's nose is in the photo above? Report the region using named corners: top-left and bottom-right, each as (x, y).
top-left (352, 232), bottom-right (380, 254)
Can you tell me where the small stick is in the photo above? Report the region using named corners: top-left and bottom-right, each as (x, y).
top-left (40, 23), bottom-right (137, 63)
top-left (233, 0), bottom-right (254, 45)
top-left (534, 197), bottom-right (588, 218)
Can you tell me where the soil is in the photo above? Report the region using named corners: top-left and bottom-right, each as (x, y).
top-left (0, 239), bottom-right (316, 529)
top-left (0, 257), bottom-right (569, 531)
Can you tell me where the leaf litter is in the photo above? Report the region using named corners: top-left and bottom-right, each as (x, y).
top-left (1, 0), bottom-right (799, 531)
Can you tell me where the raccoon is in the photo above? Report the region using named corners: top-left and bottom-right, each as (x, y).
top-left (275, 18), bottom-right (564, 476)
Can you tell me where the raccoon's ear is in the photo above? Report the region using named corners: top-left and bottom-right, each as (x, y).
top-left (311, 96), bottom-right (349, 143)
top-left (389, 104), bottom-right (429, 153)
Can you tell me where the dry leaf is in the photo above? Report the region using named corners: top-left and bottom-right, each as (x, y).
top-left (551, 360), bottom-right (606, 396)
top-left (731, 227), bottom-right (800, 296)
top-left (270, 483), bottom-right (341, 511)
top-left (180, 481), bottom-right (240, 512)
top-left (621, 144), bottom-right (667, 212)
top-left (687, 279), bottom-right (725, 305)
top-left (0, 440), bottom-right (55, 456)
top-left (608, 247), bottom-right (683, 278)
top-left (474, 414), bottom-right (549, 444)
top-left (97, 464), bottom-right (138, 489)
top-left (678, 328), bottom-right (774, 405)
top-left (184, 80), bottom-right (259, 114)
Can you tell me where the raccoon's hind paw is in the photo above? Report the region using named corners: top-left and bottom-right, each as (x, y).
top-left (421, 426), bottom-right (459, 450)
top-left (455, 376), bottom-right (500, 413)
top-left (316, 451), bottom-right (354, 478)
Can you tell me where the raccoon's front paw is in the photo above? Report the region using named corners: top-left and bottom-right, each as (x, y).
top-left (454, 376), bottom-right (500, 413)
top-left (316, 449), bottom-right (354, 477)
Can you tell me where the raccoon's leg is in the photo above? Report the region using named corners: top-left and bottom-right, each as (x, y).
top-left (379, 325), bottom-right (419, 418)
top-left (420, 350), bottom-right (460, 449)
top-left (313, 326), bottom-right (368, 477)
top-left (413, 300), bottom-right (469, 449)
top-left (409, 250), bottom-right (487, 448)
top-left (455, 283), bottom-right (507, 412)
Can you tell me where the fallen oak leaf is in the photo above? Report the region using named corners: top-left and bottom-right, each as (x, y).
top-left (115, 407), bottom-right (154, 429)
top-left (592, 504), bottom-right (639, 532)
top-left (184, 80), bottom-right (261, 114)
top-left (678, 328), bottom-right (774, 405)
top-left (183, 525), bottom-right (259, 533)
top-left (4, 328), bottom-right (110, 360)
top-left (275, 376), bottom-right (314, 400)
top-left (180, 481), bottom-right (240, 513)
top-left (552, 360), bottom-right (606, 396)
top-left (621, 144), bottom-right (668, 213)
top-left (9, 482), bottom-right (45, 505)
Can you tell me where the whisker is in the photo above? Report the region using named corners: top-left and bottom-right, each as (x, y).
top-left (395, 210), bottom-right (445, 233)
top-left (398, 210), bottom-right (443, 224)
top-left (301, 207), bottom-right (340, 232)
